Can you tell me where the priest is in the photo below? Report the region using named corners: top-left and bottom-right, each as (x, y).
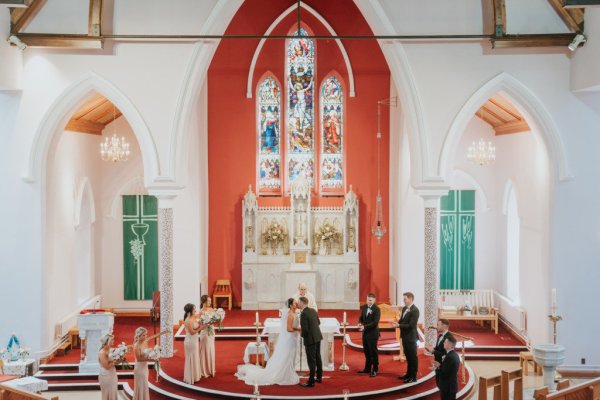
top-left (293, 282), bottom-right (318, 311)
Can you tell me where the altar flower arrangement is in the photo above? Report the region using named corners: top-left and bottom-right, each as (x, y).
top-left (262, 221), bottom-right (287, 255)
top-left (200, 308), bottom-right (226, 336)
top-left (109, 342), bottom-right (132, 369)
top-left (144, 345), bottom-right (163, 382)
top-left (315, 223), bottom-right (341, 254)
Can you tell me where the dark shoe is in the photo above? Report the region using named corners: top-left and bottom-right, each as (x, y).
top-left (300, 382), bottom-right (315, 387)
top-left (370, 371), bottom-right (377, 378)
top-left (315, 378), bottom-right (322, 383)
top-left (398, 374), bottom-right (408, 379)
top-left (357, 369), bottom-right (370, 374)
top-left (403, 377), bottom-right (417, 383)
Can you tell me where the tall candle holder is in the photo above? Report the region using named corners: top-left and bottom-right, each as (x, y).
top-left (254, 313), bottom-right (262, 366)
top-left (339, 320), bottom-right (349, 371)
top-left (547, 314), bottom-right (562, 345)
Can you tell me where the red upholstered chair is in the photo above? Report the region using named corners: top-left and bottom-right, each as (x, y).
top-left (213, 279), bottom-right (232, 310)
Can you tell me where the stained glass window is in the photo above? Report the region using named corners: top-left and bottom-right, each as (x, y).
top-left (320, 76), bottom-right (343, 192)
top-left (286, 28), bottom-right (315, 188)
top-left (257, 76), bottom-right (281, 194)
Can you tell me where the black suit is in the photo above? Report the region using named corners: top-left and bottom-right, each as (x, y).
top-left (398, 304), bottom-right (420, 379)
top-left (300, 307), bottom-right (323, 384)
top-left (432, 332), bottom-right (453, 384)
top-left (437, 349), bottom-right (460, 400)
top-left (358, 304), bottom-right (380, 373)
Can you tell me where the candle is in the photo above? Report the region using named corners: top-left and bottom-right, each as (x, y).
top-left (551, 288), bottom-right (557, 313)
top-left (255, 311), bottom-right (259, 325)
top-left (343, 311), bottom-right (347, 324)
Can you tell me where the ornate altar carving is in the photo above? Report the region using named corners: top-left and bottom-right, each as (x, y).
top-left (242, 180), bottom-right (360, 310)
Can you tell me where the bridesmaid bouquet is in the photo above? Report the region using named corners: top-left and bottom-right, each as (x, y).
top-left (109, 342), bottom-right (132, 369)
top-left (144, 345), bottom-right (163, 382)
top-left (200, 308), bottom-right (226, 336)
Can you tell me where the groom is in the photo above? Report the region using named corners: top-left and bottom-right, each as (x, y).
top-left (298, 296), bottom-right (323, 387)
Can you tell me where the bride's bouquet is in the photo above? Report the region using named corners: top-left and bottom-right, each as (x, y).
top-left (109, 342), bottom-right (132, 369)
top-left (200, 308), bottom-right (226, 336)
top-left (144, 345), bottom-right (163, 382)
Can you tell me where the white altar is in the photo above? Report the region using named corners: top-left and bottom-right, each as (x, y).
top-left (78, 312), bottom-right (114, 373)
top-left (241, 178), bottom-right (360, 310)
top-left (262, 317), bottom-right (340, 371)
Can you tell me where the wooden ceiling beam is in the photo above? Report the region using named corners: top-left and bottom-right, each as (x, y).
top-left (547, 0), bottom-right (584, 32)
top-left (495, 121), bottom-right (530, 135)
top-left (491, 33), bottom-right (577, 48)
top-left (480, 105), bottom-right (510, 124)
top-left (11, 0), bottom-right (45, 34)
top-left (564, 0), bottom-right (600, 7)
top-left (493, 0), bottom-right (507, 36)
top-left (488, 98), bottom-right (521, 120)
top-left (88, 0), bottom-right (102, 36)
top-left (16, 34), bottom-right (104, 49)
top-left (65, 119), bottom-right (105, 135)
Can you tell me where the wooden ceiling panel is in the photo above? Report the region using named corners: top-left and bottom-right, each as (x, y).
top-left (476, 95), bottom-right (530, 135)
top-left (66, 94), bottom-right (122, 135)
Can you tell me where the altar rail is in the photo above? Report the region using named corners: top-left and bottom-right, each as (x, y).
top-left (0, 384), bottom-right (58, 400)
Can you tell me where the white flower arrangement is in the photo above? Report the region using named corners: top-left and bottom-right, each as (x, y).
top-left (17, 347), bottom-right (30, 359)
top-left (144, 345), bottom-right (163, 382)
top-left (109, 342), bottom-right (132, 369)
top-left (199, 308), bottom-right (226, 336)
top-left (0, 348), bottom-right (7, 360)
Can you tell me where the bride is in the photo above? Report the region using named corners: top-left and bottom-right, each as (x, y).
top-left (235, 298), bottom-right (300, 386)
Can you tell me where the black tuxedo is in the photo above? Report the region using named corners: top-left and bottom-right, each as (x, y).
top-left (358, 304), bottom-right (380, 372)
top-left (300, 307), bottom-right (323, 384)
top-left (437, 349), bottom-right (460, 400)
top-left (432, 331), bottom-right (453, 384)
top-left (398, 304), bottom-right (420, 379)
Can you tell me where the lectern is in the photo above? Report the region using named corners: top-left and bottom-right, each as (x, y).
top-left (78, 312), bottom-right (114, 373)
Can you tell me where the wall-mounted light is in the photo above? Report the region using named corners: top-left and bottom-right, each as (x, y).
top-left (568, 34), bottom-right (586, 52)
top-left (8, 35), bottom-right (27, 51)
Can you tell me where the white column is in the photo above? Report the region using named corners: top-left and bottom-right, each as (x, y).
top-left (152, 192), bottom-right (177, 357)
top-left (417, 189), bottom-right (447, 345)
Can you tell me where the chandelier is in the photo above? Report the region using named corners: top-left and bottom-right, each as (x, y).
top-left (100, 105), bottom-right (130, 162)
top-left (467, 138), bottom-right (496, 166)
top-left (371, 98), bottom-right (397, 243)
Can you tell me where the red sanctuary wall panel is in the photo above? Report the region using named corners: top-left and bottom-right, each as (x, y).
top-left (207, 0), bottom-right (390, 305)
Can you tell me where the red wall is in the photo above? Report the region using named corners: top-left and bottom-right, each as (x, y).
top-left (207, 0), bottom-right (390, 305)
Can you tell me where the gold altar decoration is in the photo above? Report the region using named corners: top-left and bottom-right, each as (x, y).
top-left (314, 223), bottom-right (342, 255)
top-left (262, 220), bottom-right (288, 255)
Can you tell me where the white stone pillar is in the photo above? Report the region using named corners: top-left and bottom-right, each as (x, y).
top-left (417, 189), bottom-right (447, 345)
top-left (153, 193), bottom-right (177, 357)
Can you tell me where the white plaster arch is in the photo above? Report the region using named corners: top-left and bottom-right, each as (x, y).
top-left (502, 179), bottom-right (522, 218)
top-left (106, 175), bottom-right (147, 219)
top-left (74, 177), bottom-right (96, 229)
top-left (245, 1), bottom-right (356, 99)
top-left (170, 0), bottom-right (430, 187)
top-left (439, 72), bottom-right (572, 182)
top-left (449, 169), bottom-right (490, 211)
top-left (25, 72), bottom-right (159, 186)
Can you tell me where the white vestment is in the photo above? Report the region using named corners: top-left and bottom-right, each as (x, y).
top-left (293, 291), bottom-right (318, 311)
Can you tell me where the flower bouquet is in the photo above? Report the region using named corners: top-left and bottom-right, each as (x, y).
top-left (109, 342), bottom-right (132, 369)
top-left (315, 223), bottom-right (341, 255)
top-left (144, 345), bottom-right (163, 382)
top-left (200, 308), bottom-right (226, 336)
top-left (262, 222), bottom-right (286, 255)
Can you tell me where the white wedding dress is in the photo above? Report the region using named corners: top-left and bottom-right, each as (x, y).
top-left (235, 308), bottom-right (299, 386)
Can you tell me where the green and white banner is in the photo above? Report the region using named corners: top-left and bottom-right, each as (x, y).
top-left (440, 190), bottom-right (475, 290)
top-left (123, 195), bottom-right (158, 300)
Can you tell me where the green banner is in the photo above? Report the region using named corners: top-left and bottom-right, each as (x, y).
top-left (123, 195), bottom-right (158, 300)
top-left (440, 190), bottom-right (475, 290)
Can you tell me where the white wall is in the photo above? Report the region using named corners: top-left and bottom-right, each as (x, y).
top-left (0, 8), bottom-right (22, 90)
top-left (45, 129), bottom-right (102, 346)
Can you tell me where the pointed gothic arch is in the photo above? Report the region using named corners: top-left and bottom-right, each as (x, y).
top-left (439, 72), bottom-right (571, 182)
top-left (74, 177), bottom-right (96, 229)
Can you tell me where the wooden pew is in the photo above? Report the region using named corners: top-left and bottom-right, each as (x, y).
top-left (0, 384), bottom-right (59, 400)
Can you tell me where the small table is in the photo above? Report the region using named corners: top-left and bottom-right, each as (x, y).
top-left (243, 342), bottom-right (270, 366)
top-left (2, 376), bottom-right (48, 393)
top-left (3, 359), bottom-right (35, 377)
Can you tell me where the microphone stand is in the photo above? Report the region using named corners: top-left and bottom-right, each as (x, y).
top-left (151, 297), bottom-right (160, 345)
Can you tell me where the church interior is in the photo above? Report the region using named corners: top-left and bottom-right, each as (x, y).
top-left (1, 0), bottom-right (600, 399)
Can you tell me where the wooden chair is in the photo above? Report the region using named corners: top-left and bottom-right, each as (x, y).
top-left (213, 279), bottom-right (232, 310)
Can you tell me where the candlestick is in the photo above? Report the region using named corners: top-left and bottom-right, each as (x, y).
top-left (551, 288), bottom-right (557, 314)
top-left (339, 320), bottom-right (349, 371)
top-left (256, 311), bottom-right (259, 324)
top-left (547, 314), bottom-right (562, 345)
top-left (343, 311), bottom-right (347, 325)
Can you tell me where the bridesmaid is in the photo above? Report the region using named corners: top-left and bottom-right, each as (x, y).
top-left (133, 327), bottom-right (151, 400)
top-left (199, 295), bottom-right (216, 378)
top-left (98, 334), bottom-right (119, 400)
top-left (183, 303), bottom-right (204, 384)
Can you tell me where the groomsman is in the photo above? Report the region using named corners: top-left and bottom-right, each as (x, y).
top-left (398, 292), bottom-right (420, 382)
top-left (425, 319), bottom-right (453, 385)
top-left (357, 293), bottom-right (380, 377)
top-left (434, 336), bottom-right (460, 400)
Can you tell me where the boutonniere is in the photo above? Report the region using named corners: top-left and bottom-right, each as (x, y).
top-left (442, 355), bottom-right (446, 362)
